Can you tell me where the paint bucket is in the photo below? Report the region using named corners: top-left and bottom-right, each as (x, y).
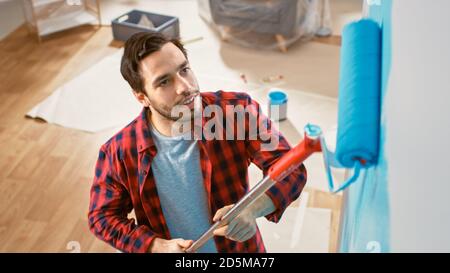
top-left (268, 90), bottom-right (288, 121)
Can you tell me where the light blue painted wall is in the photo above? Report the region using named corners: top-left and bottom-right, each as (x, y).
top-left (339, 0), bottom-right (392, 253)
top-left (340, 0), bottom-right (450, 252)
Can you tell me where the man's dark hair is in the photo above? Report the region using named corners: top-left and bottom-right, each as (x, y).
top-left (120, 32), bottom-right (187, 94)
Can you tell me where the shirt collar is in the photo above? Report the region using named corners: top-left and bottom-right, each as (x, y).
top-left (136, 107), bottom-right (155, 153)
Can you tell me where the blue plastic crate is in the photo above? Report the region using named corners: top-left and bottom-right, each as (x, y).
top-left (111, 9), bottom-right (180, 42)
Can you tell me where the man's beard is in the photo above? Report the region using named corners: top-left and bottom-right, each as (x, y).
top-left (149, 92), bottom-right (200, 122)
top-left (151, 104), bottom-right (194, 121)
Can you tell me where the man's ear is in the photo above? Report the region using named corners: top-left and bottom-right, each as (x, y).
top-left (133, 91), bottom-right (151, 107)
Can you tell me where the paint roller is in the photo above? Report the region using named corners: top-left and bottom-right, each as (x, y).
top-left (326, 18), bottom-right (382, 192)
top-left (186, 19), bottom-right (381, 253)
top-left (185, 125), bottom-right (323, 253)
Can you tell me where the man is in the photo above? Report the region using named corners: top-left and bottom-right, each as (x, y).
top-left (88, 32), bottom-right (307, 253)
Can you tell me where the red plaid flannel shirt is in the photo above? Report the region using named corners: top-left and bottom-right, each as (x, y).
top-left (88, 91), bottom-right (307, 253)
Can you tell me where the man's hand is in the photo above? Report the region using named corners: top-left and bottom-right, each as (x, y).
top-left (212, 205), bottom-right (257, 242)
top-left (212, 193), bottom-right (275, 242)
top-left (148, 237), bottom-right (193, 253)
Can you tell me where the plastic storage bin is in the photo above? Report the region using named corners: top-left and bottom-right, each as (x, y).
top-left (111, 9), bottom-right (180, 41)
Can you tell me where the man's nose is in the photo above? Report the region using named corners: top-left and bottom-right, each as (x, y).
top-left (175, 75), bottom-right (193, 95)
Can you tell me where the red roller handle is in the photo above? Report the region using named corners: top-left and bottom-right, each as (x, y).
top-left (268, 133), bottom-right (322, 182)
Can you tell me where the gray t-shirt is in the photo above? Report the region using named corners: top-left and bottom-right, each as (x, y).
top-left (150, 125), bottom-right (217, 253)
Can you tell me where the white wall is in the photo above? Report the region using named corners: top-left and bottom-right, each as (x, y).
top-left (0, 0), bottom-right (25, 40)
top-left (387, 0), bottom-right (450, 252)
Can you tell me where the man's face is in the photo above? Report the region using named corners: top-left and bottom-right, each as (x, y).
top-left (136, 42), bottom-right (200, 121)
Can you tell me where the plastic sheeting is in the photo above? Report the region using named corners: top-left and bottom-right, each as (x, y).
top-left (198, 0), bottom-right (332, 51)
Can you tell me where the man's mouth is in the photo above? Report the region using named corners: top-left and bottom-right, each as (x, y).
top-left (181, 93), bottom-right (198, 105)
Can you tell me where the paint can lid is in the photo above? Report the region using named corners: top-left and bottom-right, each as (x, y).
top-left (268, 90), bottom-right (288, 105)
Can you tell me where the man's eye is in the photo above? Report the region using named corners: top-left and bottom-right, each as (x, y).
top-left (159, 79), bottom-right (169, 86)
top-left (181, 67), bottom-right (190, 74)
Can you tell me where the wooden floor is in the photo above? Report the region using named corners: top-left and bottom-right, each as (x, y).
top-left (0, 25), bottom-right (342, 253)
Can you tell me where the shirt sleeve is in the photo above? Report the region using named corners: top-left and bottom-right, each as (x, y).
top-left (88, 145), bottom-right (157, 253)
top-left (243, 95), bottom-right (307, 223)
